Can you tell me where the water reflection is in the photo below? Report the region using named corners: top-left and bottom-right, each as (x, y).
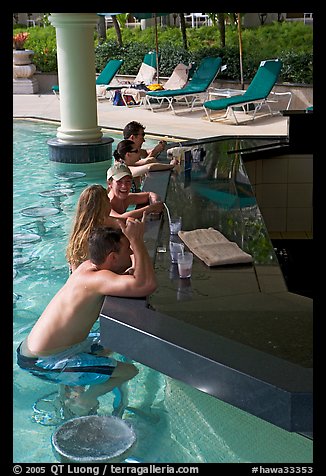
top-left (165, 139), bottom-right (277, 265)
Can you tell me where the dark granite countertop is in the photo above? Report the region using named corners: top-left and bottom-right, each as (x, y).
top-left (100, 137), bottom-right (312, 433)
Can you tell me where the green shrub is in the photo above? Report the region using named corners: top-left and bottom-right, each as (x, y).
top-left (187, 26), bottom-right (221, 49)
top-left (31, 44), bottom-right (57, 72)
top-left (95, 40), bottom-right (124, 71)
top-left (156, 26), bottom-right (184, 47)
top-left (13, 21), bottom-right (313, 84)
top-left (278, 51), bottom-right (313, 83)
top-left (158, 43), bottom-right (192, 76)
top-left (120, 43), bottom-right (155, 75)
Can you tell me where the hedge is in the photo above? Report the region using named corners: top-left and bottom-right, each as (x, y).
top-left (13, 22), bottom-right (313, 84)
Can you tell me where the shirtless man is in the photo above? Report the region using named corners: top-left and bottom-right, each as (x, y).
top-left (107, 163), bottom-right (164, 220)
top-left (123, 120), bottom-right (166, 159)
top-left (17, 217), bottom-right (157, 416)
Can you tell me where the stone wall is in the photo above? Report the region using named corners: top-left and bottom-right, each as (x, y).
top-left (35, 72), bottom-right (58, 94)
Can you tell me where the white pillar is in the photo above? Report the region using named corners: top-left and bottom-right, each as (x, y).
top-left (49, 13), bottom-right (102, 143)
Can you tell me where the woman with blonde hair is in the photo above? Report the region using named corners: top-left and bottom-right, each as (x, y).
top-left (66, 184), bottom-right (121, 272)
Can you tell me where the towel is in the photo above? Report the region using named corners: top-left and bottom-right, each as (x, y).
top-left (134, 62), bottom-right (156, 85)
top-left (121, 88), bottom-right (146, 104)
top-left (164, 63), bottom-right (191, 90)
top-left (178, 227), bottom-right (253, 267)
top-left (96, 84), bottom-right (108, 98)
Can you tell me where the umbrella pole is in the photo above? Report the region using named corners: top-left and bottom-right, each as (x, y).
top-left (237, 13), bottom-right (244, 89)
top-left (154, 14), bottom-right (159, 83)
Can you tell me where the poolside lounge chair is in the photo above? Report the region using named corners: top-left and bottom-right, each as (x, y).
top-left (52, 59), bottom-right (124, 100)
top-left (95, 59), bottom-right (124, 99)
top-left (161, 62), bottom-right (192, 90)
top-left (203, 58), bottom-right (291, 124)
top-left (105, 51), bottom-right (159, 94)
top-left (120, 62), bottom-right (191, 108)
top-left (144, 56), bottom-right (222, 114)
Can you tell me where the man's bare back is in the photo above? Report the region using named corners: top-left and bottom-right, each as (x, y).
top-left (22, 217), bottom-right (157, 357)
top-left (17, 220), bottom-right (157, 417)
top-left (25, 262), bottom-right (110, 356)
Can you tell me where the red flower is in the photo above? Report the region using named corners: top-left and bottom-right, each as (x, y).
top-left (13, 32), bottom-right (29, 50)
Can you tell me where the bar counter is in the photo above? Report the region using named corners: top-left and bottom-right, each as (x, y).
top-left (100, 136), bottom-right (312, 433)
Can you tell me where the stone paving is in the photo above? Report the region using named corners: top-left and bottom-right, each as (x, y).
top-left (13, 93), bottom-right (288, 140)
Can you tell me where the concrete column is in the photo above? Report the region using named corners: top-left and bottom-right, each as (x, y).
top-left (49, 13), bottom-right (102, 142)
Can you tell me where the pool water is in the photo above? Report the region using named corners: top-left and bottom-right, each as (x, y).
top-left (13, 120), bottom-right (313, 463)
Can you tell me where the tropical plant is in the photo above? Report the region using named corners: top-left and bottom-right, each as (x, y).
top-left (116, 13), bottom-right (129, 28)
top-left (13, 32), bottom-right (29, 50)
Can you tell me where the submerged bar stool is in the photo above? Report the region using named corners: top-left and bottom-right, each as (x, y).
top-left (32, 383), bottom-right (101, 426)
top-left (52, 415), bottom-right (137, 463)
top-left (14, 232), bottom-right (42, 252)
top-left (20, 206), bottom-right (60, 235)
top-left (32, 385), bottom-right (67, 426)
top-left (13, 292), bottom-right (21, 307)
top-left (55, 171), bottom-right (86, 180)
top-left (54, 171), bottom-right (87, 190)
top-left (13, 255), bottom-right (39, 268)
top-left (39, 188), bottom-right (74, 210)
top-left (13, 233), bottom-right (40, 306)
top-left (54, 181), bottom-right (88, 189)
top-left (13, 232), bottom-right (42, 268)
top-left (13, 267), bottom-right (21, 306)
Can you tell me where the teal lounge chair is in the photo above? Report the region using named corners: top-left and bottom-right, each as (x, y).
top-left (203, 59), bottom-right (290, 124)
top-left (145, 56), bottom-right (222, 114)
top-left (52, 59), bottom-right (124, 98)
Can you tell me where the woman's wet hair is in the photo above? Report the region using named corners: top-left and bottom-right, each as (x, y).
top-left (66, 185), bottom-right (112, 268)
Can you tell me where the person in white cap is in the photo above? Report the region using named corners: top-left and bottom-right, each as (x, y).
top-left (107, 162), bottom-right (164, 220)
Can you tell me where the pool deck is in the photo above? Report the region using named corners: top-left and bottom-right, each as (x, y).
top-left (13, 93), bottom-right (288, 140)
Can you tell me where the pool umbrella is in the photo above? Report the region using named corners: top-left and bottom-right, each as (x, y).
top-left (131, 13), bottom-right (170, 83)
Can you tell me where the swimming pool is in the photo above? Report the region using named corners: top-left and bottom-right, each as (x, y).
top-left (13, 120), bottom-right (313, 463)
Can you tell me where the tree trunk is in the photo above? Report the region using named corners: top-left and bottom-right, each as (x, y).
top-left (97, 16), bottom-right (106, 44)
top-left (112, 15), bottom-right (123, 47)
top-left (179, 13), bottom-right (188, 50)
top-left (218, 13), bottom-right (225, 48)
